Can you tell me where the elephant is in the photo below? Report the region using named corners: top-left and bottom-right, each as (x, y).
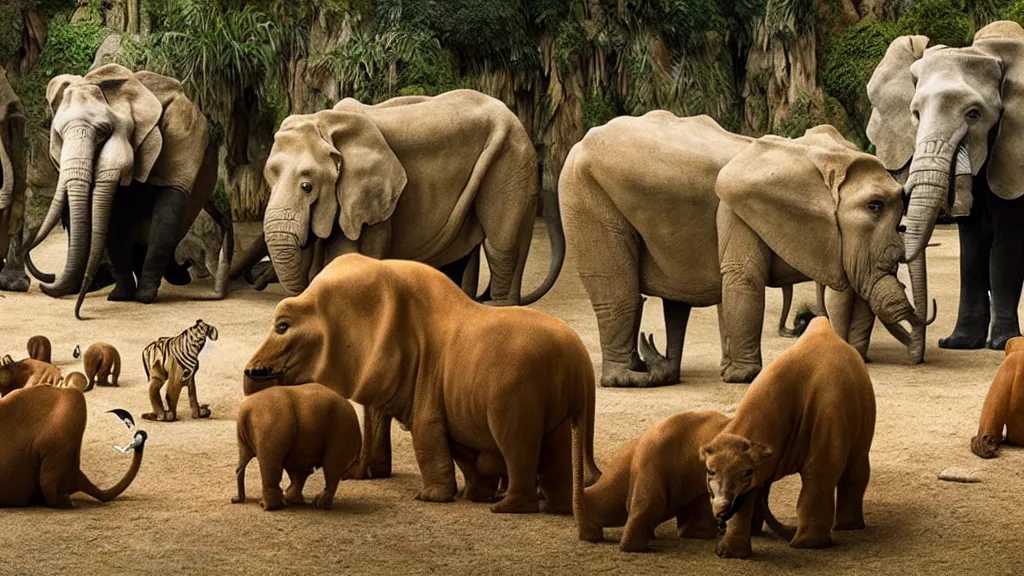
top-left (243, 253), bottom-right (601, 512)
top-left (236, 89), bottom-right (562, 306)
top-left (232, 383), bottom-right (362, 511)
top-left (83, 342), bottom-right (120, 388)
top-left (702, 317), bottom-right (875, 558)
top-left (0, 386), bottom-right (147, 507)
top-left (971, 337), bottom-right (1024, 459)
top-left (23, 64), bottom-right (233, 319)
top-left (559, 113), bottom-right (924, 385)
top-left (0, 68), bottom-right (29, 292)
top-left (867, 21), bottom-right (1024, 351)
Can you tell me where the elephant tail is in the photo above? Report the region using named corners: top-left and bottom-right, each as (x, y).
top-left (761, 489), bottom-right (797, 542)
top-left (75, 431), bottom-right (147, 502)
top-left (519, 180), bottom-right (565, 306)
top-left (229, 231), bottom-right (268, 281)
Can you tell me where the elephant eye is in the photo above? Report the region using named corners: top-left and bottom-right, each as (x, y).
top-left (275, 322), bottom-right (289, 334)
top-left (867, 200), bottom-right (884, 216)
top-left (966, 109), bottom-right (981, 124)
top-left (300, 182), bottom-right (313, 193)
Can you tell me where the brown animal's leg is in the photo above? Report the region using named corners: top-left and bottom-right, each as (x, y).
top-left (718, 205), bottom-right (771, 384)
top-left (620, 479), bottom-right (670, 552)
top-left (313, 466), bottom-right (340, 511)
top-left (349, 406), bottom-right (392, 479)
top-left (284, 469), bottom-right (311, 506)
top-left (750, 485), bottom-right (766, 536)
top-left (834, 451), bottom-right (869, 530)
top-left (678, 498), bottom-right (719, 540)
top-left (163, 376), bottom-right (183, 423)
top-left (410, 417), bottom-right (458, 503)
top-left (453, 443), bottom-right (499, 503)
top-left (490, 419), bottom-right (542, 514)
top-left (537, 421), bottom-right (572, 514)
top-left (39, 453), bottom-right (76, 509)
top-left (187, 378), bottom-right (211, 419)
top-left (716, 493), bottom-right (756, 558)
top-left (231, 443), bottom-right (255, 504)
top-left (111, 355), bottom-right (120, 386)
top-left (790, 473), bottom-right (836, 548)
top-left (256, 454), bottom-right (286, 511)
top-left (141, 365), bottom-right (169, 422)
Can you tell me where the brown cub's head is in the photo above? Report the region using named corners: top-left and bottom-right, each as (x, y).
top-left (243, 296), bottom-right (323, 396)
top-left (970, 433), bottom-right (1000, 459)
top-left (699, 433), bottom-right (773, 525)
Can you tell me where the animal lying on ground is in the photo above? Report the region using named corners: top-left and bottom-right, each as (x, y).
top-left (972, 338), bottom-right (1024, 458)
top-left (700, 317), bottom-right (875, 558)
top-left (142, 319), bottom-right (217, 422)
top-left (0, 386), bottom-right (147, 507)
top-left (84, 342), bottom-right (121, 388)
top-left (243, 253), bottom-right (601, 513)
top-left (60, 372), bottom-right (89, 392)
top-left (27, 335), bottom-right (51, 363)
top-left (576, 410), bottom-right (729, 552)
top-left (0, 358), bottom-right (62, 396)
top-left (232, 383), bottom-right (362, 511)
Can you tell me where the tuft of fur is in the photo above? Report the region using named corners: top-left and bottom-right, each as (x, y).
top-left (790, 304), bottom-right (821, 337)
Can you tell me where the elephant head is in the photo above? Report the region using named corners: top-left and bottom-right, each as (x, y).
top-left (716, 126), bottom-right (920, 337)
top-left (262, 111), bottom-right (407, 294)
top-left (26, 64), bottom-right (163, 303)
top-left (867, 21), bottom-right (1024, 360)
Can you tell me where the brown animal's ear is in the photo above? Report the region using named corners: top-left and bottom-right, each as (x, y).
top-left (973, 23), bottom-right (1024, 201)
top-left (699, 444), bottom-right (714, 462)
top-left (317, 110), bottom-right (407, 242)
top-left (867, 35), bottom-right (930, 171)
top-left (1005, 337), bottom-right (1024, 356)
top-left (716, 133), bottom-right (851, 292)
top-left (749, 442), bottom-right (773, 461)
top-left (1, 354), bottom-right (11, 366)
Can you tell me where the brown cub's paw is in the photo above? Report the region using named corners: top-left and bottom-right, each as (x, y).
top-left (490, 494), bottom-right (540, 514)
top-left (194, 405), bottom-right (212, 419)
top-left (231, 496), bottom-right (245, 504)
top-left (833, 518), bottom-right (866, 531)
top-left (261, 494), bottom-right (285, 511)
top-left (141, 412), bottom-right (165, 422)
top-left (312, 492), bottom-right (334, 510)
top-left (716, 538), bottom-right (752, 559)
top-left (415, 485), bottom-right (456, 503)
top-left (789, 531), bottom-right (831, 549)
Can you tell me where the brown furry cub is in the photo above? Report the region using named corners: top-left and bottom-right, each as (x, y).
top-left (972, 337), bottom-right (1024, 458)
top-left (577, 410), bottom-right (728, 552)
top-left (83, 342), bottom-right (121, 388)
top-left (26, 335), bottom-right (51, 363)
top-left (700, 317), bottom-right (875, 558)
top-left (232, 383), bottom-right (362, 511)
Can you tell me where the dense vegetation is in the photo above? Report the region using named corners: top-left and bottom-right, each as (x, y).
top-left (1, 0), bottom-right (1021, 221)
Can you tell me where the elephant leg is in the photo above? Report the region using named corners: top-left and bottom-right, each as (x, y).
top-left (284, 469), bottom-right (311, 505)
top-left (537, 421), bottom-right (571, 514)
top-left (257, 454), bottom-right (286, 511)
top-left (638, 299), bottom-right (690, 385)
top-left (846, 297), bottom-right (876, 362)
top-left (316, 437), bottom-right (352, 510)
top-left (349, 406), bottom-right (392, 480)
top-left (987, 193), bottom-right (1024, 350)
top-left (106, 188), bottom-right (138, 301)
top-left (84, 258), bottom-right (117, 293)
top-left (136, 186), bottom-right (189, 304)
top-left (0, 220), bottom-right (29, 292)
top-left (627, 295), bottom-right (647, 371)
top-left (790, 472), bottom-right (837, 549)
top-left (438, 250), bottom-right (477, 297)
top-left (777, 285), bottom-right (795, 337)
top-left (940, 197), bottom-right (992, 350)
top-left (718, 206), bottom-right (771, 383)
top-left (678, 498), bottom-right (719, 540)
top-left (231, 442), bottom-right (254, 504)
top-left (163, 258), bottom-right (192, 286)
top-left (481, 194), bottom-right (535, 306)
top-left (410, 417), bottom-right (458, 503)
top-left (834, 451), bottom-right (870, 531)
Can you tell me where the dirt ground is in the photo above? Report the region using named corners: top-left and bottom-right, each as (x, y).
top-left (1, 223), bottom-right (1022, 575)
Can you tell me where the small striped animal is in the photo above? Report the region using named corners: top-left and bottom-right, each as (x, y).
top-left (141, 319), bottom-right (218, 422)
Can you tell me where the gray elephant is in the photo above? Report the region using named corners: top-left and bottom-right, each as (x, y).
top-left (23, 64), bottom-right (232, 319)
top-left (234, 89), bottom-right (562, 306)
top-left (0, 69), bottom-right (29, 292)
top-left (867, 20), bottom-right (1024, 353)
top-left (560, 113), bottom-right (925, 385)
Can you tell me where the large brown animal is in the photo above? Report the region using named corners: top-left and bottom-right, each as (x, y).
top-left (0, 386), bottom-right (147, 507)
top-left (243, 254), bottom-right (600, 513)
top-left (232, 383), bottom-right (362, 511)
top-left (26, 335), bottom-right (51, 363)
top-left (971, 337), bottom-right (1024, 458)
top-left (700, 317), bottom-right (875, 558)
top-left (0, 357), bottom-right (62, 396)
top-left (577, 410), bottom-right (728, 552)
top-left (84, 342), bottom-right (120, 388)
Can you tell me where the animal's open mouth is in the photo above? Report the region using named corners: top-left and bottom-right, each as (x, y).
top-left (244, 366), bottom-right (282, 381)
top-left (716, 492), bottom-right (748, 528)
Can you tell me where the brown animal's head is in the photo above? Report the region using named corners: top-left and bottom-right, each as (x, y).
top-left (699, 433), bottom-right (773, 523)
top-left (970, 433), bottom-right (1001, 459)
top-left (242, 294), bottom-right (324, 396)
top-left (0, 359), bottom-right (22, 396)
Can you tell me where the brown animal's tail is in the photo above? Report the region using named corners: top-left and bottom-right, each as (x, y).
top-left (583, 365), bottom-right (601, 486)
top-left (574, 354), bottom-right (602, 542)
top-left (762, 489), bottom-right (797, 542)
top-left (75, 432), bottom-right (147, 502)
top-left (113, 353), bottom-right (121, 386)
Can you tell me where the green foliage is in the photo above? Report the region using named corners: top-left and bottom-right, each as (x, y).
top-left (0, 0), bottom-right (25, 63)
top-left (899, 0), bottom-right (973, 47)
top-left (582, 92), bottom-right (616, 131)
top-left (824, 18), bottom-right (908, 106)
top-left (775, 91), bottom-right (852, 143)
top-left (555, 19), bottom-right (587, 73)
top-left (1002, 0), bottom-right (1024, 25)
top-left (211, 180), bottom-right (231, 216)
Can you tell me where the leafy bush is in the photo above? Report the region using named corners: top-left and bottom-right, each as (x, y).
top-left (899, 0), bottom-right (973, 47)
top-left (0, 0), bottom-right (24, 63)
top-left (582, 92), bottom-right (617, 131)
top-left (824, 18), bottom-right (908, 107)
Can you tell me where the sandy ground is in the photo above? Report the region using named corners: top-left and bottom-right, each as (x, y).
top-left (1, 223), bottom-right (1022, 575)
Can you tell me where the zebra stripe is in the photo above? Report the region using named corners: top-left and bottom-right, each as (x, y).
top-left (142, 320), bottom-right (216, 382)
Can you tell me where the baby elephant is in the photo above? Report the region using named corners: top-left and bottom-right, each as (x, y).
top-left (577, 410), bottom-right (729, 552)
top-left (84, 343), bottom-right (120, 388)
top-left (232, 383), bottom-right (361, 511)
top-left (972, 337), bottom-right (1024, 458)
top-left (27, 335), bottom-right (51, 363)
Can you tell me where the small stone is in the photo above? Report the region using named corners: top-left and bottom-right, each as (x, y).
top-left (938, 467), bottom-right (982, 483)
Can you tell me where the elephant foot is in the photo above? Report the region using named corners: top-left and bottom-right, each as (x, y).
top-left (312, 491), bottom-right (334, 510)
top-left (284, 488), bottom-right (304, 506)
top-left (192, 404), bottom-right (211, 419)
top-left (938, 331), bottom-right (987, 350)
top-left (415, 484), bottom-right (456, 503)
top-left (461, 479), bottom-right (500, 503)
top-left (135, 284), bottom-right (159, 304)
top-left (716, 537), bottom-right (752, 559)
top-left (107, 284), bottom-right (136, 302)
top-left (721, 364), bottom-right (761, 384)
top-left (790, 529), bottom-right (831, 549)
top-left (490, 492), bottom-right (540, 514)
top-left (261, 489), bottom-right (285, 511)
top-left (637, 332), bottom-right (680, 385)
top-left (0, 268), bottom-right (29, 292)
top-left (600, 364), bottom-right (676, 388)
top-left (989, 330), bottom-right (1021, 351)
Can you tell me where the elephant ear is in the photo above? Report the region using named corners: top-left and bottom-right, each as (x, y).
top-left (46, 74), bottom-right (81, 167)
top-left (318, 110), bottom-right (407, 242)
top-left (716, 134), bottom-right (850, 291)
top-left (866, 35), bottom-right (930, 171)
top-left (973, 22), bottom-right (1024, 201)
top-left (86, 64), bottom-right (163, 184)
top-left (133, 71), bottom-right (208, 189)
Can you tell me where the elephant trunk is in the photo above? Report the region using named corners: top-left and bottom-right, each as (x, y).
top-left (868, 274), bottom-right (916, 327)
top-left (39, 125), bottom-right (97, 298)
top-left (0, 128), bottom-right (14, 211)
top-left (75, 169), bottom-right (118, 319)
top-left (905, 252), bottom-right (929, 364)
top-left (264, 208), bottom-right (310, 295)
